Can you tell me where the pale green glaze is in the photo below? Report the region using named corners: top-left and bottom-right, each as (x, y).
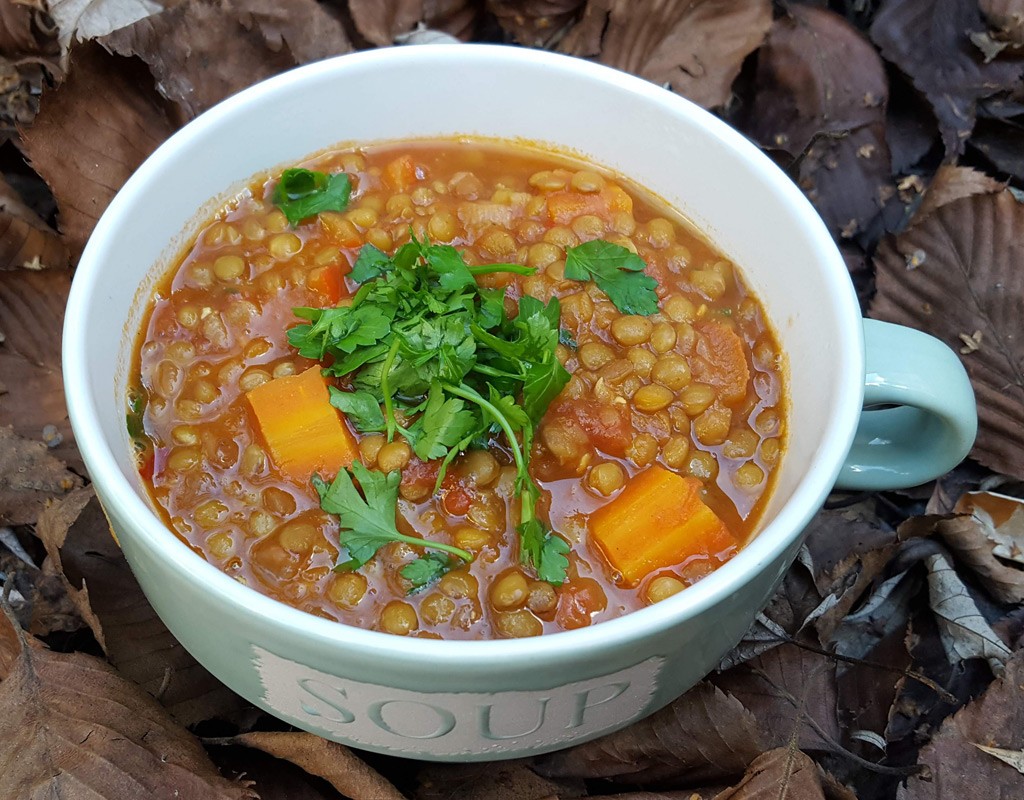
top-left (837, 319), bottom-right (977, 491)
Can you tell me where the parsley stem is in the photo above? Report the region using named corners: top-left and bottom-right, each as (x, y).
top-left (467, 264), bottom-right (536, 277)
top-left (442, 383), bottom-right (527, 478)
top-left (398, 534), bottom-right (472, 563)
top-left (379, 337), bottom-right (401, 441)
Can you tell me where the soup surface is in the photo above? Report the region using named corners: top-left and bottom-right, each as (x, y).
top-left (130, 139), bottom-right (786, 639)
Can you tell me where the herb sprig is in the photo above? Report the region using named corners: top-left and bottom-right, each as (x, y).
top-left (273, 168), bottom-right (352, 227)
top-left (291, 235), bottom-right (571, 585)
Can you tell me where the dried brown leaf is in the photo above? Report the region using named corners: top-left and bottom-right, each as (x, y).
top-left (714, 643), bottom-right (839, 753)
top-left (746, 6), bottom-right (894, 239)
top-left (0, 58), bottom-right (50, 140)
top-left (973, 743), bottom-right (1024, 774)
top-left (981, 0), bottom-right (1024, 46)
top-left (100, 0), bottom-right (351, 121)
top-left (37, 489), bottom-right (248, 726)
top-left (533, 681), bottom-right (764, 785)
top-left (348, 0), bottom-right (422, 45)
top-left (910, 493), bottom-right (1024, 604)
top-left (870, 0), bottom-right (1024, 158)
top-left (923, 549), bottom-right (1011, 673)
top-left (899, 649), bottom-right (1024, 798)
top-left (712, 748), bottom-right (855, 800)
top-left (0, 173), bottom-right (69, 270)
top-left (559, 0), bottom-right (771, 109)
top-left (0, 426), bottom-right (81, 525)
top-left (870, 191), bottom-right (1024, 478)
top-left (0, 0), bottom-right (59, 59)
top-left (224, 732), bottom-right (406, 800)
top-left (49, 0), bottom-right (161, 63)
top-left (972, 120), bottom-right (1024, 181)
top-left (800, 501), bottom-right (899, 641)
top-left (957, 491), bottom-right (1024, 563)
top-left (416, 759), bottom-right (582, 800)
top-left (19, 42), bottom-right (174, 258)
top-left (916, 165), bottom-right (1005, 220)
top-left (488, 0), bottom-right (583, 47)
top-left (212, 743), bottom-right (350, 800)
top-left (0, 268), bottom-right (81, 469)
top-left (0, 601), bottom-right (256, 799)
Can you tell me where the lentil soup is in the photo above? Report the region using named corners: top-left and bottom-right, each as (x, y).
top-left (129, 139), bottom-right (786, 640)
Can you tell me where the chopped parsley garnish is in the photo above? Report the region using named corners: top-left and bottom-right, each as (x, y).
top-left (564, 239), bottom-right (659, 315)
top-left (272, 168), bottom-right (352, 227)
top-left (291, 233), bottom-right (573, 586)
top-left (401, 553), bottom-right (456, 592)
top-left (313, 461), bottom-right (472, 571)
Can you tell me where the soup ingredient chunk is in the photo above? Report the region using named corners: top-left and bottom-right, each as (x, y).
top-left (245, 366), bottom-right (358, 481)
top-left (590, 465), bottom-right (737, 585)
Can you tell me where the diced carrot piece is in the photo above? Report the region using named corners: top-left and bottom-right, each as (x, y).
top-left (246, 366), bottom-right (358, 482)
top-left (319, 212), bottom-right (363, 249)
top-left (590, 466), bottom-right (736, 585)
top-left (546, 191), bottom-right (609, 225)
top-left (384, 154), bottom-right (417, 193)
top-left (601, 183), bottom-right (633, 215)
top-left (307, 264), bottom-right (344, 305)
top-left (691, 322), bottom-right (751, 404)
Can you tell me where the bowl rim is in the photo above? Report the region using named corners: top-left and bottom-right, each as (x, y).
top-left (63, 43), bottom-right (863, 666)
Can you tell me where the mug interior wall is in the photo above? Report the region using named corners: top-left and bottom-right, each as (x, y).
top-left (80, 49), bottom-right (853, 549)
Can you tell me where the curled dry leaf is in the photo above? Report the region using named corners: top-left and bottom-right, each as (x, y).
top-left (870, 0), bottom-right (1024, 158)
top-left (898, 649), bottom-right (1024, 799)
top-left (0, 59), bottom-right (50, 141)
top-left (908, 493), bottom-right (1024, 604)
top-left (957, 491), bottom-right (1024, 564)
top-left (219, 732), bottom-right (406, 800)
top-left (19, 42), bottom-right (174, 258)
top-left (533, 681), bottom-right (764, 785)
top-left (0, 173), bottom-right (68, 270)
top-left (348, 0), bottom-right (423, 45)
top-left (711, 747), bottom-right (856, 800)
top-left (212, 743), bottom-right (355, 800)
top-left (971, 119), bottom-right (1024, 181)
top-left (101, 0), bottom-right (352, 122)
top-left (923, 549), bottom-right (1011, 674)
top-left (915, 165), bottom-right (1005, 221)
top-left (48, 0), bottom-right (161, 64)
top-left (0, 426), bottom-right (81, 526)
top-left (0, 268), bottom-right (81, 470)
top-left (746, 5), bottom-right (894, 240)
top-left (488, 0), bottom-right (584, 47)
top-left (799, 500), bottom-right (899, 642)
top-left (0, 0), bottom-right (60, 59)
top-left (416, 759), bottom-right (582, 800)
top-left (36, 489), bottom-right (248, 726)
top-left (559, 0), bottom-right (771, 110)
top-left (0, 601), bottom-right (256, 800)
top-left (980, 0), bottom-right (1024, 46)
top-left (870, 191), bottom-right (1024, 479)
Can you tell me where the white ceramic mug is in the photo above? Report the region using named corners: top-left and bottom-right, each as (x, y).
top-left (63, 45), bottom-right (976, 761)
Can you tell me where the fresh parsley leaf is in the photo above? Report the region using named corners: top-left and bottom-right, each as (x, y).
top-left (424, 243), bottom-right (476, 291)
top-left (350, 244), bottom-right (392, 284)
top-left (273, 168), bottom-right (352, 227)
top-left (564, 239), bottom-right (659, 315)
top-left (538, 535), bottom-right (571, 586)
top-left (401, 553), bottom-right (454, 592)
top-left (313, 462), bottom-right (471, 571)
top-left (328, 387), bottom-right (385, 433)
top-left (413, 383), bottom-right (479, 461)
top-left (522, 358), bottom-right (571, 425)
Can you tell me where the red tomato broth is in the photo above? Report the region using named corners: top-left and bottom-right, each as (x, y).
top-left (129, 138), bottom-right (786, 639)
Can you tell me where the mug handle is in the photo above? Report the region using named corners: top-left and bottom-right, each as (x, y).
top-left (834, 318), bottom-right (978, 491)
